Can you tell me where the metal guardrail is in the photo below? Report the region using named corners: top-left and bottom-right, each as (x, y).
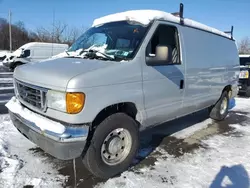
top-left (0, 72), bottom-right (14, 104)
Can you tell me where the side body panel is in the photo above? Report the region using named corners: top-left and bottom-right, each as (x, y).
top-left (24, 44), bottom-right (68, 63)
top-left (180, 26), bottom-right (239, 112)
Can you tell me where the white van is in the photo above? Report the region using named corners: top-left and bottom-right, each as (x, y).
top-left (7, 4), bottom-right (239, 179)
top-left (2, 42), bottom-right (68, 70)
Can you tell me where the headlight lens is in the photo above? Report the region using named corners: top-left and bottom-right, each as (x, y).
top-left (47, 90), bottom-right (66, 112)
top-left (239, 70), bottom-right (249, 79)
top-left (47, 90), bottom-right (85, 114)
top-left (66, 93), bottom-right (85, 114)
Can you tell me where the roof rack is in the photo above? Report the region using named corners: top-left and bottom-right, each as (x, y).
top-left (171, 3), bottom-right (184, 25)
top-left (224, 26), bottom-right (234, 39)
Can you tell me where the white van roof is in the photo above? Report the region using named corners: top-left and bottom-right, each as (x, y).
top-left (92, 10), bottom-right (232, 39)
top-left (239, 54), bottom-right (250, 58)
top-left (19, 42), bottom-right (68, 49)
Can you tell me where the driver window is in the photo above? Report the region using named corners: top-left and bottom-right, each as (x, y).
top-left (146, 24), bottom-right (180, 64)
top-left (23, 49), bottom-right (30, 57)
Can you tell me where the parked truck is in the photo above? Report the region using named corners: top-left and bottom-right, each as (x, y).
top-left (2, 42), bottom-right (68, 70)
top-left (6, 4), bottom-right (239, 179)
top-left (238, 54), bottom-right (250, 97)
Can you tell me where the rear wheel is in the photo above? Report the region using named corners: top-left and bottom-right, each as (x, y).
top-left (209, 91), bottom-right (229, 121)
top-left (82, 113), bottom-right (139, 179)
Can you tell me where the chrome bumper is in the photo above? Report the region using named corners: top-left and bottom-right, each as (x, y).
top-left (9, 111), bottom-right (90, 160)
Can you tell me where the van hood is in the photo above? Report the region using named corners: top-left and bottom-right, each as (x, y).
top-left (14, 57), bottom-right (116, 90)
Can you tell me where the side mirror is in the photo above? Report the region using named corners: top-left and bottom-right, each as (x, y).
top-left (146, 45), bottom-right (172, 66)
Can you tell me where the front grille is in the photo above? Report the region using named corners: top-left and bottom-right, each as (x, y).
top-left (15, 80), bottom-right (47, 111)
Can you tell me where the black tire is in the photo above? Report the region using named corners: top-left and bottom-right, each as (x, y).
top-left (11, 62), bottom-right (23, 71)
top-left (209, 91), bottom-right (229, 121)
top-left (82, 113), bottom-right (139, 179)
top-left (245, 87), bottom-right (250, 98)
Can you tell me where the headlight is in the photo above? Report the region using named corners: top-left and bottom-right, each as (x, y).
top-left (239, 70), bottom-right (249, 79)
top-left (47, 90), bottom-right (85, 114)
top-left (47, 90), bottom-right (66, 112)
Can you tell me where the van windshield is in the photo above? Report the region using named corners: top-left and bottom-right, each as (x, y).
top-left (68, 21), bottom-right (150, 60)
top-left (240, 57), bottom-right (250, 66)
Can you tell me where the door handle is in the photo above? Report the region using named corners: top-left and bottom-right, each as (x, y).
top-left (180, 79), bottom-right (184, 89)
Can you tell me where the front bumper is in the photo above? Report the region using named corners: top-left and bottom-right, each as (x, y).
top-left (2, 61), bottom-right (9, 67)
top-left (9, 110), bottom-right (89, 160)
top-left (2, 61), bottom-right (14, 68)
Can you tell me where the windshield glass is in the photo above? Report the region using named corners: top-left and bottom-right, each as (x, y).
top-left (68, 21), bottom-right (150, 60)
top-left (240, 57), bottom-right (250, 66)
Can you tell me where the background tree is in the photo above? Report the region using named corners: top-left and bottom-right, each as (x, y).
top-left (0, 17), bottom-right (87, 51)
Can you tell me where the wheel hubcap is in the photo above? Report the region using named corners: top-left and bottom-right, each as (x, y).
top-left (220, 97), bottom-right (228, 115)
top-left (101, 128), bottom-right (132, 166)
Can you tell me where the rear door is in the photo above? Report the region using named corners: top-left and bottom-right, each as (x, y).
top-left (142, 22), bottom-right (185, 126)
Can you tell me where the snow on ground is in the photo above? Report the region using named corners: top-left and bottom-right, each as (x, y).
top-left (96, 97), bottom-right (250, 188)
top-left (1, 97), bottom-right (250, 188)
top-left (0, 115), bottom-right (66, 188)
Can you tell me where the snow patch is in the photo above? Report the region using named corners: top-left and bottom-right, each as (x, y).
top-left (92, 10), bottom-right (180, 27)
top-left (0, 115), bottom-right (66, 187)
top-left (230, 123), bottom-right (250, 134)
top-left (173, 118), bottom-right (213, 139)
top-left (5, 97), bottom-right (65, 134)
top-left (0, 50), bottom-right (9, 58)
top-left (96, 97), bottom-right (250, 188)
top-left (92, 10), bottom-right (231, 39)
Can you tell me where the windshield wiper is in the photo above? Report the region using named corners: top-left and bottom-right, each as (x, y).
top-left (65, 50), bottom-right (70, 56)
top-left (82, 49), bottom-right (115, 61)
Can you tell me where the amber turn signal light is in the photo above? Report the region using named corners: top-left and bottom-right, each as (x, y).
top-left (66, 92), bottom-right (85, 114)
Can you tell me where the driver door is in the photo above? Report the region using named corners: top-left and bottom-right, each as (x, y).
top-left (142, 23), bottom-right (185, 126)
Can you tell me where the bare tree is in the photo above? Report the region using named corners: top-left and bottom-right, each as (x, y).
top-left (35, 27), bottom-right (52, 42)
top-left (238, 37), bottom-right (250, 54)
top-left (0, 16), bottom-right (87, 50)
top-left (0, 18), bottom-right (33, 50)
top-left (63, 26), bottom-right (88, 46)
top-left (35, 22), bottom-right (87, 45)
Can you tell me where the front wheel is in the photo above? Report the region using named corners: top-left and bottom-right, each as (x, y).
top-left (245, 87), bottom-right (250, 98)
top-left (82, 113), bottom-right (139, 179)
top-left (11, 62), bottom-right (23, 71)
top-left (209, 91), bottom-right (229, 121)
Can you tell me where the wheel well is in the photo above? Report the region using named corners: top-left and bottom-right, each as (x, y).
top-left (92, 102), bottom-right (138, 128)
top-left (15, 62), bottom-right (24, 66)
top-left (81, 102), bottom-right (138, 157)
top-left (223, 85), bottom-right (232, 98)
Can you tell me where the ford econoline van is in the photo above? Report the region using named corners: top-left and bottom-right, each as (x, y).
top-left (2, 42), bottom-right (68, 70)
top-left (6, 4), bottom-right (239, 179)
